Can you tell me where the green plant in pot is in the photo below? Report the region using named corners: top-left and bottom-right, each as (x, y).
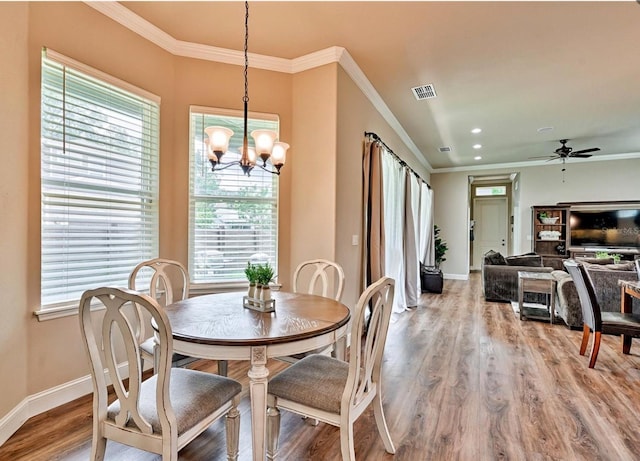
top-left (255, 262), bottom-right (275, 301)
top-left (434, 225), bottom-right (448, 269)
top-left (245, 262), bottom-right (259, 299)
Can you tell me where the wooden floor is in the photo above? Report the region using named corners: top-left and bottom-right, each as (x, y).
top-left (4, 273), bottom-right (640, 460)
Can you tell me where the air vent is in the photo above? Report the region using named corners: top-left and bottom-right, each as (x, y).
top-left (439, 146), bottom-right (451, 153)
top-left (411, 84), bottom-right (437, 100)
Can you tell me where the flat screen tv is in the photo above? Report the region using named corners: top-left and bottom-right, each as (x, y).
top-left (569, 208), bottom-right (640, 249)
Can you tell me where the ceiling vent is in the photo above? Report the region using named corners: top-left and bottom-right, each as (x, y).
top-left (439, 146), bottom-right (451, 153)
top-left (411, 84), bottom-right (437, 100)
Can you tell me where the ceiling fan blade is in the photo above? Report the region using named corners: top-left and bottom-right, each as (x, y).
top-left (571, 147), bottom-right (600, 155)
top-left (529, 155), bottom-right (557, 160)
top-left (570, 153), bottom-right (593, 158)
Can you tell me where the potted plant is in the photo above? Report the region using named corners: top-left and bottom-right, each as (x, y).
top-left (434, 225), bottom-right (448, 269)
top-left (244, 262), bottom-right (258, 299)
top-left (255, 262), bottom-right (275, 301)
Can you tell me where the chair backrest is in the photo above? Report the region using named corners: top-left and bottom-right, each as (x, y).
top-left (635, 258), bottom-right (640, 280)
top-left (129, 258), bottom-right (190, 342)
top-left (293, 259), bottom-right (345, 301)
top-left (564, 260), bottom-right (602, 331)
top-left (342, 276), bottom-right (394, 414)
top-left (79, 287), bottom-right (175, 437)
top-left (129, 258), bottom-right (190, 305)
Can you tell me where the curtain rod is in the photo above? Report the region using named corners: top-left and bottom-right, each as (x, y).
top-left (364, 132), bottom-right (430, 188)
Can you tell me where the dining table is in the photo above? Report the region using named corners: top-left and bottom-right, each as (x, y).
top-left (160, 290), bottom-right (351, 461)
top-left (619, 279), bottom-right (640, 353)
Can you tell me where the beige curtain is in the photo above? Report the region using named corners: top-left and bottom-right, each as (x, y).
top-left (362, 137), bottom-right (385, 292)
top-left (404, 171), bottom-right (421, 308)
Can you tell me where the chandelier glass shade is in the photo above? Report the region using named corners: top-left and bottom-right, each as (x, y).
top-left (205, 1), bottom-right (289, 176)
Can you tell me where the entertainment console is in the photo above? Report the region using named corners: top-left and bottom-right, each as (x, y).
top-left (532, 201), bottom-right (640, 263)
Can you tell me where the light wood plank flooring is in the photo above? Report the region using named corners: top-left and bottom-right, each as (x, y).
top-left (3, 273), bottom-right (640, 460)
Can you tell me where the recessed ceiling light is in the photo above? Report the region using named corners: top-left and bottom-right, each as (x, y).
top-left (473, 144), bottom-right (482, 149)
top-left (474, 156), bottom-right (482, 160)
top-left (471, 128), bottom-right (482, 134)
top-left (537, 126), bottom-right (554, 133)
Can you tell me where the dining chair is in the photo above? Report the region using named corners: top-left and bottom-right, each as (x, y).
top-left (79, 287), bottom-right (242, 461)
top-left (564, 259), bottom-right (640, 369)
top-left (129, 258), bottom-right (228, 376)
top-left (635, 258), bottom-right (640, 279)
top-left (278, 259), bottom-right (346, 365)
top-left (266, 276), bottom-right (396, 460)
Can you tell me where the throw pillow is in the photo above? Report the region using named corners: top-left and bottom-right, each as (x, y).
top-left (577, 257), bottom-right (614, 265)
top-left (484, 250), bottom-right (506, 265)
top-left (505, 254), bottom-right (543, 267)
top-left (604, 262), bottom-right (636, 271)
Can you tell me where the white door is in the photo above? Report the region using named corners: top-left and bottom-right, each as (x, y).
top-left (472, 197), bottom-right (508, 269)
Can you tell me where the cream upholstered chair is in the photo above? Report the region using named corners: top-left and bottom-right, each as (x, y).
top-left (79, 287), bottom-right (242, 461)
top-left (266, 276), bottom-right (396, 460)
top-left (129, 258), bottom-right (227, 375)
top-left (564, 260), bottom-right (640, 369)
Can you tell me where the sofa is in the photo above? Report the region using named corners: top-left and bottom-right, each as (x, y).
top-left (554, 258), bottom-right (640, 328)
top-left (482, 250), bottom-right (554, 303)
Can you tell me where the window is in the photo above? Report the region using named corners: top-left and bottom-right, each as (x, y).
top-left (189, 107), bottom-right (279, 284)
top-left (40, 50), bottom-right (159, 312)
top-left (475, 185), bottom-right (507, 196)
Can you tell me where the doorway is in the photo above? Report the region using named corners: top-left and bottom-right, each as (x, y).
top-left (468, 175), bottom-right (517, 271)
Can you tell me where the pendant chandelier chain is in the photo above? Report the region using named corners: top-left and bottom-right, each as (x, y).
top-left (204, 0), bottom-right (289, 176)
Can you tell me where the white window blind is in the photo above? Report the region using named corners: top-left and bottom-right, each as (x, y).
top-left (41, 50), bottom-right (159, 309)
top-left (189, 107), bottom-right (279, 284)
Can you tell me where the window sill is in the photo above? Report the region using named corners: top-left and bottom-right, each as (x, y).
top-left (34, 301), bottom-right (104, 322)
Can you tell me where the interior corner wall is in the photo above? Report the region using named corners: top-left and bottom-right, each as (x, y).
top-left (431, 158), bottom-right (640, 278)
top-left (289, 64), bottom-right (339, 291)
top-left (0, 2), bottom-right (29, 420)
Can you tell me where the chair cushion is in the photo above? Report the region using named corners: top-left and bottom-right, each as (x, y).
top-left (107, 368), bottom-right (241, 435)
top-left (140, 338), bottom-right (194, 365)
top-left (268, 354), bottom-right (348, 414)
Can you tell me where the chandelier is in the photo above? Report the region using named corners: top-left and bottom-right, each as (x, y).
top-left (204, 1), bottom-right (289, 176)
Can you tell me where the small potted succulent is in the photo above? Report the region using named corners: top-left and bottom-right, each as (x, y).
top-left (244, 262), bottom-right (259, 299)
top-left (255, 262), bottom-right (275, 301)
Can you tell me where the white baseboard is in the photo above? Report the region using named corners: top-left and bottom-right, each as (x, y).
top-left (0, 361), bottom-right (138, 447)
top-left (443, 273), bottom-right (469, 281)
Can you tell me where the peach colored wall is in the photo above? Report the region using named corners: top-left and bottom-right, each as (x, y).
top-left (0, 2), bottom-right (29, 418)
top-left (289, 64), bottom-right (338, 290)
top-left (17, 2), bottom-right (293, 402)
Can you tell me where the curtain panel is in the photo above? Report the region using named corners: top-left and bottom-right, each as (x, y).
top-left (362, 133), bottom-right (434, 313)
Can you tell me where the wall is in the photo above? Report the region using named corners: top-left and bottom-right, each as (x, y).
top-left (431, 158), bottom-right (640, 278)
top-left (0, 2), bottom-right (29, 423)
top-left (289, 64), bottom-right (338, 291)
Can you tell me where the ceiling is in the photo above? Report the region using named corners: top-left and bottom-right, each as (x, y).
top-left (120, 1), bottom-right (640, 171)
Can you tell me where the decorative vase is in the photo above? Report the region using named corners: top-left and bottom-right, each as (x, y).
top-left (260, 284), bottom-right (271, 302)
top-left (248, 282), bottom-right (256, 300)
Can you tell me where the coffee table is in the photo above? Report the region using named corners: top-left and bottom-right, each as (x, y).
top-left (518, 271), bottom-right (557, 323)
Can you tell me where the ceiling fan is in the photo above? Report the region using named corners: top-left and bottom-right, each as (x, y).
top-left (531, 139), bottom-right (601, 162)
top-left (530, 139), bottom-right (601, 182)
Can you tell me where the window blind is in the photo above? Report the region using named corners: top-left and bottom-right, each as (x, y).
top-left (41, 51), bottom-right (159, 308)
top-left (189, 107), bottom-right (279, 284)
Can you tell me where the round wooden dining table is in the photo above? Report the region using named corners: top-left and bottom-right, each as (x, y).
top-left (161, 290), bottom-right (351, 461)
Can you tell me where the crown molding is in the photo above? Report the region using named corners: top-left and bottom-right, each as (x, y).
top-left (85, 1), bottom-right (432, 173)
top-left (431, 151), bottom-right (640, 174)
top-left (338, 50), bottom-right (433, 173)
